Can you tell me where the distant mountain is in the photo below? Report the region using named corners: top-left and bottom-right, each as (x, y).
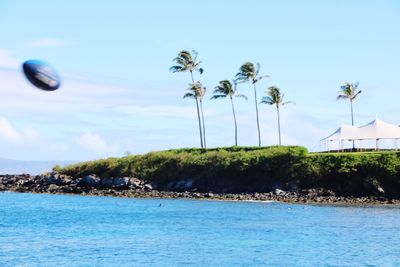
top-left (0, 158), bottom-right (76, 175)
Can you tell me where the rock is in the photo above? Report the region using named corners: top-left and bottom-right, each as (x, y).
top-left (83, 175), bottom-right (101, 186)
top-left (274, 188), bottom-right (286, 196)
top-left (377, 185), bottom-right (385, 194)
top-left (129, 177), bottom-right (142, 187)
top-left (100, 177), bottom-right (114, 187)
top-left (192, 193), bottom-right (201, 198)
top-left (205, 192), bottom-right (214, 198)
top-left (144, 184), bottom-right (152, 191)
top-left (320, 190), bottom-right (336, 197)
top-left (47, 184), bottom-right (60, 192)
top-left (113, 177), bottom-right (130, 188)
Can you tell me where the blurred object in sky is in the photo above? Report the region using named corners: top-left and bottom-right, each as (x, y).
top-left (22, 59), bottom-right (61, 91)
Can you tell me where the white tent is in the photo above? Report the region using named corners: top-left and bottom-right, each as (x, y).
top-left (321, 117), bottom-right (400, 151)
top-left (322, 124), bottom-right (360, 141)
top-left (357, 118), bottom-right (400, 139)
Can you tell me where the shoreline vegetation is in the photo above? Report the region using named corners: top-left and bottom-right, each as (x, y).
top-left (1, 146), bottom-right (400, 205)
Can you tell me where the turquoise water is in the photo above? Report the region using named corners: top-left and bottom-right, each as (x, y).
top-left (0, 193), bottom-right (399, 266)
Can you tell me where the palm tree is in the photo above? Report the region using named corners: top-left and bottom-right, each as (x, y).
top-left (236, 62), bottom-right (269, 146)
top-left (337, 82), bottom-right (362, 150)
top-left (169, 50), bottom-right (204, 83)
top-left (261, 86), bottom-right (293, 145)
top-left (211, 80), bottom-right (247, 146)
top-left (184, 81), bottom-right (207, 148)
top-left (337, 82), bottom-right (362, 126)
top-left (170, 50), bottom-right (204, 147)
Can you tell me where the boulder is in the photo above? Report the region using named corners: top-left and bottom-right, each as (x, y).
top-left (274, 188), bottom-right (286, 196)
top-left (100, 177), bottom-right (114, 187)
top-left (144, 184), bottom-right (152, 191)
top-left (47, 184), bottom-right (60, 192)
top-left (129, 177), bottom-right (142, 187)
top-left (83, 175), bottom-right (101, 187)
top-left (113, 177), bottom-right (130, 187)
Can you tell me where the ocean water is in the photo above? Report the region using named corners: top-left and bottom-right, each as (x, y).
top-left (0, 193), bottom-right (399, 267)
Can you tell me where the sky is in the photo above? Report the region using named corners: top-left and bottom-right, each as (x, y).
top-left (0, 0), bottom-right (399, 161)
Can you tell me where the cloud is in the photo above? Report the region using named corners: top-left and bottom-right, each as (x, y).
top-left (0, 49), bottom-right (20, 69)
top-left (75, 132), bottom-right (119, 155)
top-left (0, 117), bottom-right (23, 143)
top-left (26, 38), bottom-right (67, 48)
top-left (0, 116), bottom-right (44, 145)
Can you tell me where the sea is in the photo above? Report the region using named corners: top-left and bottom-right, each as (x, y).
top-left (0, 192), bottom-right (399, 266)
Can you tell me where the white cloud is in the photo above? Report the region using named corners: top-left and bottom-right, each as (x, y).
top-left (26, 38), bottom-right (67, 48)
top-left (0, 49), bottom-right (20, 69)
top-left (0, 117), bottom-right (23, 143)
top-left (75, 132), bottom-right (119, 155)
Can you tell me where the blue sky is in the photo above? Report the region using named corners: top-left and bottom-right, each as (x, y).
top-left (0, 0), bottom-right (399, 160)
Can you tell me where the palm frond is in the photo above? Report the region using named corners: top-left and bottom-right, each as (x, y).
top-left (234, 78), bottom-right (246, 85)
top-left (337, 82), bottom-right (361, 100)
top-left (213, 87), bottom-right (226, 95)
top-left (236, 62), bottom-right (255, 81)
top-left (171, 50), bottom-right (203, 76)
top-left (178, 50), bottom-right (192, 62)
top-left (173, 57), bottom-right (187, 66)
top-left (191, 50), bottom-right (198, 61)
top-left (183, 92), bottom-right (196, 99)
top-left (256, 74), bottom-right (270, 82)
top-left (282, 101), bottom-right (295, 106)
top-left (169, 65), bottom-right (183, 73)
top-left (336, 94), bottom-right (348, 100)
top-left (260, 96), bottom-right (274, 105)
top-left (235, 94), bottom-right (248, 100)
top-left (336, 94), bottom-right (349, 100)
top-left (255, 62), bottom-right (261, 76)
top-left (261, 86), bottom-right (292, 107)
top-left (212, 80), bottom-right (233, 97)
top-left (210, 94), bottom-right (226, 100)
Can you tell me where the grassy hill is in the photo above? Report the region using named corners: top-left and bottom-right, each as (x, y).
top-left (55, 146), bottom-right (400, 197)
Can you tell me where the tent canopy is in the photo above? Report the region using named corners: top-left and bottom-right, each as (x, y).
top-left (321, 117), bottom-right (400, 141)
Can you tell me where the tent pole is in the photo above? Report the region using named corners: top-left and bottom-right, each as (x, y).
top-left (375, 139), bottom-right (379, 151)
top-left (395, 139), bottom-right (398, 151)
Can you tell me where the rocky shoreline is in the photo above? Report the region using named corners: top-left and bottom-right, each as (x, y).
top-left (1, 173), bottom-right (400, 205)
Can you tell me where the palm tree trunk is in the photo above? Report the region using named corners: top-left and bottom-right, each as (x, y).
top-left (195, 98), bottom-right (204, 148)
top-left (200, 99), bottom-right (206, 149)
top-left (253, 83), bottom-right (261, 146)
top-left (190, 71), bottom-right (195, 83)
top-left (190, 70), bottom-right (203, 148)
top-left (350, 99), bottom-right (355, 150)
top-left (350, 99), bottom-right (354, 126)
top-left (230, 96), bottom-right (238, 146)
top-left (277, 106), bottom-right (281, 145)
